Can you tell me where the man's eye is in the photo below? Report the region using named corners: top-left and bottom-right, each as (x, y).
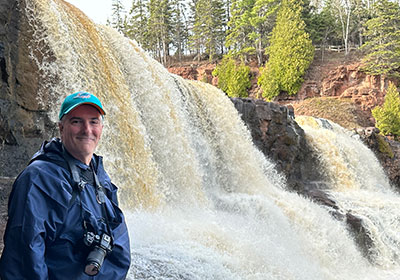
top-left (71, 120), bottom-right (81, 124)
top-left (91, 120), bottom-right (100, 125)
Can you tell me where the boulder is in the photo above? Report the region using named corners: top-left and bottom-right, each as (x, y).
top-left (231, 98), bottom-right (327, 193)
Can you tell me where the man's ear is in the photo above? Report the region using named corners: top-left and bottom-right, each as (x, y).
top-left (58, 121), bottom-right (64, 134)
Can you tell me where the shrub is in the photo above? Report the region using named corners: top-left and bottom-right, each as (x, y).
top-left (372, 82), bottom-right (400, 137)
top-left (212, 56), bottom-right (251, 98)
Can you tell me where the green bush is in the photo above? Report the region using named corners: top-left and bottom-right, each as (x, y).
top-left (372, 82), bottom-right (400, 137)
top-left (376, 134), bottom-right (394, 158)
top-left (212, 56), bottom-right (251, 98)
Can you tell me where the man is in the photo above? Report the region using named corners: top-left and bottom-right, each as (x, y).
top-left (0, 92), bottom-right (131, 279)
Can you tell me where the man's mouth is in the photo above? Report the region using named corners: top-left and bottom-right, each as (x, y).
top-left (77, 136), bottom-right (95, 142)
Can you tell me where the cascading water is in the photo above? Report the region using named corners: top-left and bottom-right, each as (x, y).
top-left (297, 116), bottom-right (400, 269)
top-left (22, 0), bottom-right (400, 278)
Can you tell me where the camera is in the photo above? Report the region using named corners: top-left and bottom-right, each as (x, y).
top-left (83, 232), bottom-right (113, 276)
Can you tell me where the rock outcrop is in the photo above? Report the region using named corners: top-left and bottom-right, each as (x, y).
top-left (169, 59), bottom-right (393, 125)
top-left (356, 127), bottom-right (400, 189)
top-left (274, 63), bottom-right (391, 125)
top-left (168, 63), bottom-right (218, 85)
top-left (230, 98), bottom-right (326, 193)
top-left (0, 0), bottom-right (58, 178)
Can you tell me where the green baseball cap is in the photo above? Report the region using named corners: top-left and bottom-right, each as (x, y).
top-left (59, 91), bottom-right (106, 120)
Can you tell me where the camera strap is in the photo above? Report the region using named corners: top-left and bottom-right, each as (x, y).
top-left (61, 146), bottom-right (85, 207)
top-left (62, 146), bottom-right (113, 243)
top-left (91, 163), bottom-right (113, 242)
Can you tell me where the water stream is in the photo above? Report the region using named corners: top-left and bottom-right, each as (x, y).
top-left (22, 0), bottom-right (400, 278)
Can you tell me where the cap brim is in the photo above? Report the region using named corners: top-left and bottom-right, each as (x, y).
top-left (63, 102), bottom-right (106, 117)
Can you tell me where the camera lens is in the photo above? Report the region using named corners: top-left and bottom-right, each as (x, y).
top-left (84, 247), bottom-right (107, 276)
top-left (85, 262), bottom-right (100, 276)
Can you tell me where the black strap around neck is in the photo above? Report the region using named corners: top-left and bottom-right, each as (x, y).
top-left (91, 162), bottom-right (113, 240)
top-left (62, 146), bottom-right (113, 242)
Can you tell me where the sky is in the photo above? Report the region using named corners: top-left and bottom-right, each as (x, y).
top-left (65, 0), bottom-right (132, 25)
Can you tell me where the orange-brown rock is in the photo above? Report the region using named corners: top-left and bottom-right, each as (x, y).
top-left (319, 63), bottom-right (388, 113)
top-left (168, 63), bottom-right (218, 86)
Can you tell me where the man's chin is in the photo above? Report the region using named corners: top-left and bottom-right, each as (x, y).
top-left (75, 143), bottom-right (96, 154)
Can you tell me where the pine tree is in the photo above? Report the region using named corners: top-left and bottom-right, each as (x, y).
top-left (111, 0), bottom-right (126, 34)
top-left (170, 0), bottom-right (189, 61)
top-left (226, 0), bottom-right (257, 60)
top-left (226, 0), bottom-right (278, 65)
top-left (147, 0), bottom-right (173, 65)
top-left (372, 82), bottom-right (400, 137)
top-left (126, 0), bottom-right (149, 49)
top-left (258, 0), bottom-right (314, 101)
top-left (250, 0), bottom-right (280, 65)
top-left (361, 0), bottom-right (400, 77)
top-left (190, 0), bottom-right (226, 62)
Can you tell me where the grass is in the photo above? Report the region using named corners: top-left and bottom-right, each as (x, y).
top-left (293, 97), bottom-right (374, 130)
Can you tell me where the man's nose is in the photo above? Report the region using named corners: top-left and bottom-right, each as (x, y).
top-left (81, 121), bottom-right (91, 133)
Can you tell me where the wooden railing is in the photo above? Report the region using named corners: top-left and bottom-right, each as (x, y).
top-left (315, 45), bottom-right (360, 52)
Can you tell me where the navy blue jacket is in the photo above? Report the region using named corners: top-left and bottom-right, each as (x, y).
top-left (0, 138), bottom-right (131, 279)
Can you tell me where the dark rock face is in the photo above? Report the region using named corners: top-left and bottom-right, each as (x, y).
top-left (231, 98), bottom-right (327, 193)
top-left (0, 0), bottom-right (58, 178)
top-left (305, 189), bottom-right (374, 260)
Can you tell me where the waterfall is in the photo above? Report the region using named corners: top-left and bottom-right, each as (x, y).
top-left (297, 116), bottom-right (400, 268)
top-left (22, 0), bottom-right (400, 278)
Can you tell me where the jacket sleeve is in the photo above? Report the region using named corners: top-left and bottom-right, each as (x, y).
top-left (0, 162), bottom-right (72, 280)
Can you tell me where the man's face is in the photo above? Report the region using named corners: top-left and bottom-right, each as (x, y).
top-left (59, 105), bottom-right (103, 165)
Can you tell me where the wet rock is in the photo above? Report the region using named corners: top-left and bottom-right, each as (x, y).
top-left (231, 98), bottom-right (326, 193)
top-left (346, 212), bottom-right (374, 259)
top-left (356, 127), bottom-right (400, 190)
top-left (0, 0), bottom-right (57, 177)
top-left (304, 189), bottom-right (374, 260)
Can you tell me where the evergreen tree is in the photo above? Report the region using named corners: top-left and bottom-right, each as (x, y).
top-left (303, 2), bottom-right (340, 61)
top-left (126, 0), bottom-right (149, 48)
top-left (361, 0), bottom-right (400, 77)
top-left (111, 0), bottom-right (126, 34)
top-left (250, 0), bottom-right (280, 65)
top-left (301, 0), bottom-right (326, 44)
top-left (212, 56), bottom-right (251, 97)
top-left (147, 0), bottom-right (173, 65)
top-left (372, 82), bottom-right (400, 136)
top-left (258, 0), bottom-right (314, 101)
top-left (226, 0), bottom-right (257, 60)
top-left (170, 0), bottom-right (189, 61)
top-left (190, 0), bottom-right (226, 61)
top-left (226, 0), bottom-right (278, 65)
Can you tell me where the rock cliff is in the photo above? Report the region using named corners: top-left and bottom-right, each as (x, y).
top-left (0, 0), bottom-right (58, 178)
top-left (230, 98), bottom-right (326, 192)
